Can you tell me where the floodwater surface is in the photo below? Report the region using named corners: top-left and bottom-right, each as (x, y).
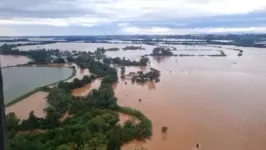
top-left (116, 46), bottom-right (266, 150)
top-left (4, 43), bottom-right (266, 150)
top-left (6, 91), bottom-right (49, 119)
top-left (2, 66), bottom-right (73, 103)
top-left (0, 55), bottom-right (31, 68)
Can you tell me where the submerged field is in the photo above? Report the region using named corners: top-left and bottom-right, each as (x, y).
top-left (2, 42), bottom-right (266, 150)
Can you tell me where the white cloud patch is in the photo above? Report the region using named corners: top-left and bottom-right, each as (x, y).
top-left (0, 17), bottom-right (111, 27)
top-left (121, 26), bottom-right (266, 34)
top-left (1, 0), bottom-right (266, 26)
top-left (1, 0), bottom-right (266, 35)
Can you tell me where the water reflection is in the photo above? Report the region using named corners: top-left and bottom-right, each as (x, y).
top-left (151, 56), bottom-right (170, 64)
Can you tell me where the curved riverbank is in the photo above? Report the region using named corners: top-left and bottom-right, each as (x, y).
top-left (4, 64), bottom-right (76, 107)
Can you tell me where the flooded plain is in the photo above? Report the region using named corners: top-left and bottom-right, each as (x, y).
top-left (6, 91), bottom-right (49, 119)
top-left (117, 45), bottom-right (266, 150)
top-left (3, 43), bottom-right (266, 150)
top-left (0, 55), bottom-right (31, 68)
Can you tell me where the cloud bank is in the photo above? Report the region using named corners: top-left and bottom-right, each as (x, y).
top-left (1, 0), bottom-right (266, 35)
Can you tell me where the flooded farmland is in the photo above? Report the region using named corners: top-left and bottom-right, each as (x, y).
top-left (4, 42), bottom-right (266, 150)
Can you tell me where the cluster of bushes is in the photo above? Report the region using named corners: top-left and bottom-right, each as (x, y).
top-left (131, 68), bottom-right (160, 83)
top-left (57, 75), bottom-right (96, 92)
top-left (75, 55), bottom-right (118, 84)
top-left (151, 46), bottom-right (173, 56)
top-left (96, 47), bottom-right (120, 52)
top-left (122, 46), bottom-right (145, 50)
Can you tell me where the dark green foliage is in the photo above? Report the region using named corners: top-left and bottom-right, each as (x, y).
top-left (107, 128), bottom-right (122, 150)
top-left (75, 55), bottom-right (118, 83)
top-left (57, 74), bottom-right (95, 92)
top-left (5, 113), bottom-right (20, 131)
top-left (120, 67), bottom-right (125, 79)
top-left (118, 107), bottom-right (152, 142)
top-left (5, 51), bottom-right (152, 150)
top-left (122, 46), bottom-right (145, 50)
top-left (0, 44), bottom-right (69, 64)
top-left (103, 56), bottom-right (149, 66)
top-left (151, 47), bottom-right (173, 56)
top-left (132, 68), bottom-right (160, 83)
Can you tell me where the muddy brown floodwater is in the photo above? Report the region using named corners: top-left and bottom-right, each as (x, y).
top-left (117, 46), bottom-right (266, 150)
top-left (6, 91), bottom-right (49, 120)
top-left (0, 55), bottom-right (31, 68)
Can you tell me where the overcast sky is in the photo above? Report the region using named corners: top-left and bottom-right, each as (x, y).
top-left (0, 0), bottom-right (266, 35)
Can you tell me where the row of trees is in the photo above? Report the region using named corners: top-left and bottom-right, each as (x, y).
top-left (96, 47), bottom-right (120, 52)
top-left (103, 56), bottom-right (149, 66)
top-left (57, 75), bottom-right (96, 92)
top-left (122, 46), bottom-right (145, 50)
top-left (0, 44), bottom-right (75, 64)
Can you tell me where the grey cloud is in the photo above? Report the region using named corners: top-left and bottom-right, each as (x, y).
top-left (0, 0), bottom-right (95, 18)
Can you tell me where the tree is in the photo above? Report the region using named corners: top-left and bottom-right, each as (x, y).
top-left (151, 47), bottom-right (173, 56)
top-left (120, 67), bottom-right (125, 78)
top-left (5, 113), bottom-right (20, 131)
top-left (107, 129), bottom-right (122, 150)
top-left (161, 126), bottom-right (168, 133)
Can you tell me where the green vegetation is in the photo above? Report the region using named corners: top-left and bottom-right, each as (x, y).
top-left (58, 74), bottom-right (96, 92)
top-left (0, 44), bottom-right (73, 64)
top-left (120, 66), bottom-right (126, 79)
top-left (6, 55), bottom-right (152, 150)
top-left (122, 46), bottom-right (145, 50)
top-left (131, 68), bottom-right (160, 83)
top-left (103, 56), bottom-right (149, 66)
top-left (151, 47), bottom-right (173, 56)
top-left (97, 47), bottom-right (120, 52)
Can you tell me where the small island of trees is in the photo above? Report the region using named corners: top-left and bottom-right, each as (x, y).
top-left (123, 46), bottom-right (145, 50)
top-left (103, 56), bottom-right (149, 66)
top-left (131, 68), bottom-right (161, 83)
top-left (96, 47), bottom-right (120, 52)
top-left (151, 47), bottom-right (174, 56)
